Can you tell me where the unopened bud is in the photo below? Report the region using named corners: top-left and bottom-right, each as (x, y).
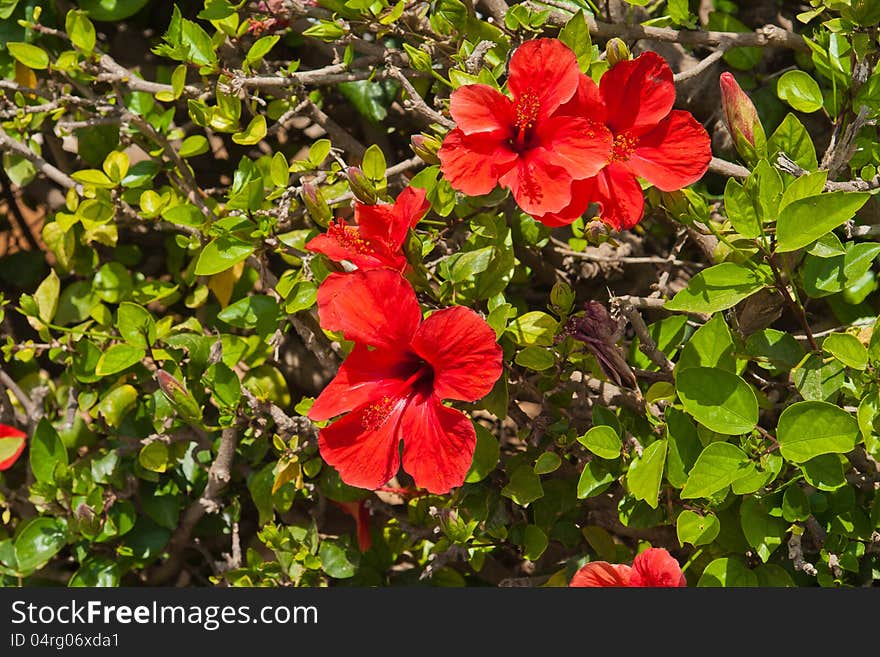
top-left (605, 38), bottom-right (630, 67)
top-left (410, 134), bottom-right (441, 165)
top-left (156, 369), bottom-right (203, 425)
top-left (719, 72), bottom-right (764, 160)
top-left (345, 166), bottom-right (378, 204)
top-left (301, 182), bottom-right (332, 227)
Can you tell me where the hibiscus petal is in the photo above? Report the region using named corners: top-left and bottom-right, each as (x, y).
top-left (508, 38), bottom-right (580, 119)
top-left (356, 186), bottom-right (429, 251)
top-left (316, 269), bottom-right (421, 350)
top-left (600, 51), bottom-right (675, 136)
top-left (578, 165), bottom-right (645, 231)
top-left (557, 73), bottom-right (607, 124)
top-left (625, 110), bottom-right (712, 191)
top-left (569, 562), bottom-right (633, 587)
top-left (318, 397), bottom-right (407, 490)
top-left (0, 423), bottom-right (25, 439)
top-left (309, 344), bottom-right (420, 421)
top-left (499, 150), bottom-right (573, 215)
top-left (399, 395), bottom-right (476, 494)
top-left (448, 84), bottom-right (514, 136)
top-left (305, 231), bottom-right (391, 271)
top-left (439, 129), bottom-right (518, 197)
top-left (530, 178), bottom-right (593, 227)
top-left (410, 306), bottom-right (503, 402)
top-left (629, 547), bottom-right (687, 587)
top-left (535, 116), bottom-right (612, 180)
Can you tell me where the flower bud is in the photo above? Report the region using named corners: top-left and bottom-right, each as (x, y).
top-left (301, 181), bottom-right (332, 227)
top-left (345, 166), bottom-right (378, 204)
top-left (605, 38), bottom-right (630, 67)
top-left (156, 369), bottom-right (203, 425)
top-left (410, 134), bottom-right (441, 165)
top-left (719, 72), bottom-right (764, 160)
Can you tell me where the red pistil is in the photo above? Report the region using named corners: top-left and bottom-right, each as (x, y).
top-left (513, 89), bottom-right (540, 145)
top-left (610, 132), bottom-right (639, 162)
top-left (327, 220), bottom-right (374, 255)
top-left (361, 396), bottom-right (396, 430)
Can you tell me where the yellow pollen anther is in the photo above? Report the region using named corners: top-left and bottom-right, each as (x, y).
top-left (327, 220), bottom-right (374, 255)
top-left (610, 133), bottom-right (639, 162)
top-left (361, 396), bottom-right (395, 431)
top-left (514, 90), bottom-right (541, 132)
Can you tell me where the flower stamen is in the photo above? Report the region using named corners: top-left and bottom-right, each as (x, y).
top-left (327, 219), bottom-right (374, 255)
top-left (361, 396), bottom-right (396, 431)
top-left (610, 132), bottom-right (639, 162)
top-left (513, 90), bottom-right (541, 144)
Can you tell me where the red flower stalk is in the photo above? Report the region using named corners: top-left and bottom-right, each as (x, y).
top-left (539, 52), bottom-right (712, 230)
top-left (438, 38), bottom-right (612, 219)
top-left (305, 186), bottom-right (429, 274)
top-left (569, 547), bottom-right (687, 587)
top-left (307, 268), bottom-right (503, 494)
top-left (334, 500), bottom-right (373, 552)
top-left (0, 423), bottom-right (27, 471)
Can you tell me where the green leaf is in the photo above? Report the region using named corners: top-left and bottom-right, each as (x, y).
top-left (66, 10), bottom-right (97, 53)
top-left (71, 169), bottom-right (115, 188)
top-left (232, 115), bottom-right (267, 145)
top-left (676, 367), bottom-right (758, 435)
top-left (217, 295), bottom-right (279, 335)
top-left (515, 346), bottom-right (555, 371)
top-left (777, 70), bottom-right (824, 113)
top-left (246, 35), bottom-right (280, 65)
top-left (626, 439), bottom-right (667, 508)
top-left (319, 542), bottom-right (356, 578)
top-left (665, 407), bottom-right (702, 488)
top-left (777, 401), bottom-right (858, 463)
top-left (77, 0), bottom-right (149, 21)
top-left (822, 332), bottom-right (868, 370)
top-left (665, 263), bottom-right (770, 313)
top-left (178, 135), bottom-right (209, 158)
top-left (577, 460), bottom-right (614, 499)
top-left (678, 313), bottom-right (736, 372)
top-left (270, 152), bottom-right (289, 187)
top-left (724, 178), bottom-right (760, 238)
top-left (782, 485), bottom-right (811, 522)
top-left (677, 510), bottom-right (720, 546)
top-left (117, 302), bottom-right (156, 348)
top-left (202, 362), bottom-right (241, 411)
top-left (780, 171), bottom-right (827, 212)
top-left (502, 465), bottom-right (544, 506)
top-left (754, 564), bottom-right (795, 587)
top-left (465, 423), bottom-right (499, 483)
top-left (94, 344), bottom-right (145, 377)
top-left (8, 42), bottom-right (49, 69)
top-left (506, 311), bottom-right (558, 346)
top-left (362, 144), bottom-right (387, 181)
top-left (138, 441), bottom-right (168, 473)
top-left (533, 452), bottom-right (561, 475)
top-left (577, 425), bottom-right (622, 459)
top-left (69, 557), bottom-right (120, 587)
top-left (14, 517), bottom-right (68, 574)
top-left (194, 236), bottom-right (255, 276)
top-left (681, 442), bottom-right (754, 499)
top-left (775, 192), bottom-right (871, 253)
top-left (697, 556), bottom-right (758, 587)
top-left (29, 419), bottom-right (67, 484)
top-left (96, 384), bottom-right (138, 428)
top-left (34, 269), bottom-right (60, 324)
top-left (558, 10), bottom-right (592, 71)
top-left (740, 496), bottom-right (786, 562)
top-left (800, 453), bottom-right (846, 491)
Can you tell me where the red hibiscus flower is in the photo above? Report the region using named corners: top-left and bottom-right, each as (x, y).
top-left (308, 268), bottom-right (503, 494)
top-left (0, 423), bottom-right (27, 471)
top-left (305, 186), bottom-right (429, 273)
top-left (569, 547), bottom-right (687, 587)
top-left (438, 38), bottom-right (612, 219)
top-left (537, 52), bottom-right (712, 230)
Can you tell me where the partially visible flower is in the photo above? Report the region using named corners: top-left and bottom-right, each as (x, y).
top-left (540, 52), bottom-right (712, 230)
top-left (305, 186), bottom-right (429, 274)
top-left (0, 423), bottom-right (27, 471)
top-left (307, 268), bottom-right (503, 494)
top-left (335, 500), bottom-right (372, 552)
top-left (439, 38), bottom-right (612, 220)
top-left (569, 547), bottom-right (687, 587)
top-left (719, 72), bottom-right (764, 161)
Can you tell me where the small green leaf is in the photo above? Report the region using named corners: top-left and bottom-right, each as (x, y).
top-left (681, 442), bottom-right (753, 499)
top-left (34, 269), bottom-right (60, 324)
top-left (66, 10), bottom-right (97, 53)
top-left (96, 384), bottom-right (138, 428)
top-left (14, 517), bottom-right (68, 574)
top-left (178, 135), bottom-right (209, 158)
top-left (577, 425), bottom-right (622, 459)
top-left (822, 332), bottom-right (868, 370)
top-left (577, 460), bottom-right (615, 499)
top-left (676, 367), bottom-right (758, 435)
top-left (533, 452), bottom-right (561, 475)
top-left (117, 302), bottom-right (156, 348)
top-left (8, 42), bottom-right (49, 70)
top-left (232, 115), bottom-right (267, 145)
top-left (782, 485), bottom-right (811, 522)
top-left (665, 263), bottom-right (770, 313)
top-left (697, 556), bottom-right (758, 587)
top-left (465, 423), bottom-right (499, 483)
top-left (29, 419), bottom-right (67, 484)
top-left (506, 311), bottom-right (558, 347)
top-left (775, 192), bottom-right (871, 253)
top-left (362, 144), bottom-right (387, 181)
top-left (740, 496), bottom-right (786, 562)
top-left (138, 441), bottom-right (169, 473)
top-left (777, 70), bottom-right (824, 113)
top-left (676, 510), bottom-right (720, 546)
top-left (246, 35), bottom-right (280, 64)
top-left (626, 439), bottom-right (667, 508)
top-left (522, 525), bottom-right (548, 561)
top-left (777, 401), bottom-right (858, 463)
top-left (558, 10), bottom-right (592, 71)
top-left (194, 236), bottom-right (255, 276)
top-left (319, 542), bottom-right (356, 578)
top-left (515, 346), bottom-right (555, 371)
top-left (95, 344), bottom-right (146, 376)
top-left (501, 465), bottom-right (544, 506)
